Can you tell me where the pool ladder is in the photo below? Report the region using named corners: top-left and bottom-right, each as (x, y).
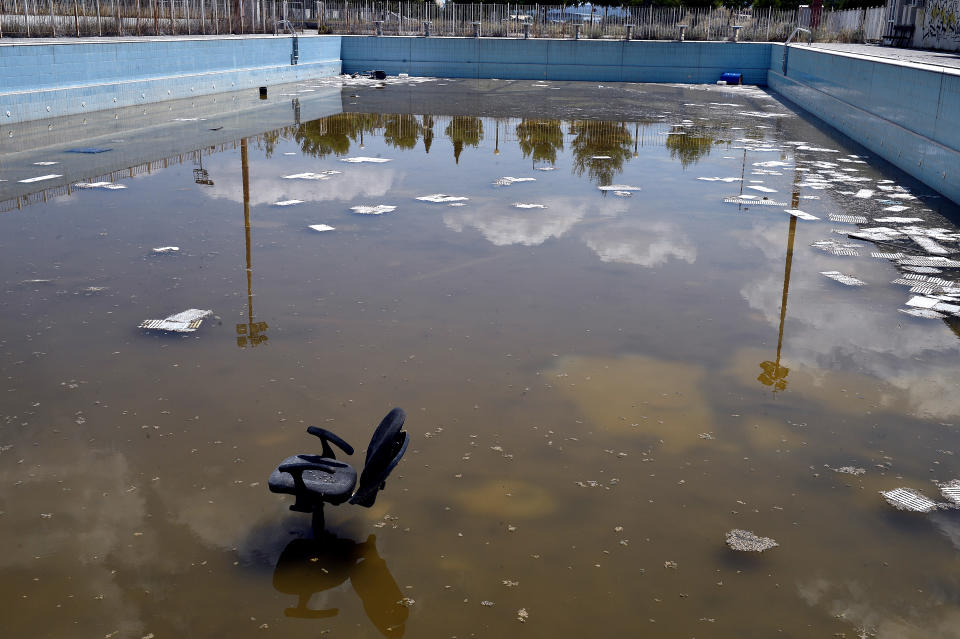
top-left (782, 27), bottom-right (812, 75)
top-left (275, 19), bottom-right (299, 65)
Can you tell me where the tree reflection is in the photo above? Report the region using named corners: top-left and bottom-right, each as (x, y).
top-left (568, 121), bottom-right (633, 187)
top-left (383, 114), bottom-right (422, 150)
top-left (293, 113), bottom-right (380, 158)
top-left (665, 125), bottom-right (719, 168)
top-left (422, 115), bottom-right (435, 154)
top-left (445, 116), bottom-right (483, 164)
top-left (516, 119), bottom-right (564, 167)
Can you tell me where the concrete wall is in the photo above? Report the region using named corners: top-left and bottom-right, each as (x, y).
top-left (341, 36), bottom-right (772, 85)
top-left (0, 35), bottom-right (341, 124)
top-left (768, 44), bottom-right (960, 204)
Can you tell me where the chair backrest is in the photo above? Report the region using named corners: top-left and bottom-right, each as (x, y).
top-left (349, 408), bottom-right (409, 507)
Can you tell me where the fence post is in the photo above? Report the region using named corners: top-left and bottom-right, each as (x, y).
top-left (95, 0), bottom-right (100, 35)
top-left (24, 0), bottom-right (30, 37)
top-left (48, 0), bottom-right (55, 36)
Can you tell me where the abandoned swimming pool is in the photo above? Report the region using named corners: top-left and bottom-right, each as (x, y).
top-left (1, 78), bottom-right (959, 638)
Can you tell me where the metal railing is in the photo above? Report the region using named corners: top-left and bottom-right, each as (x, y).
top-left (0, 0), bottom-right (885, 41)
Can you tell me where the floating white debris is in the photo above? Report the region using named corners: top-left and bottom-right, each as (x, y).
top-left (811, 240), bottom-right (860, 256)
top-left (723, 196), bottom-right (786, 206)
top-left (612, 191), bottom-right (633, 198)
top-left (829, 213), bottom-right (868, 224)
top-left (273, 199), bottom-right (303, 207)
top-left (745, 185), bottom-right (777, 193)
top-left (417, 194), bottom-right (469, 203)
top-left (821, 271), bottom-right (865, 286)
top-left (784, 209), bottom-right (819, 221)
top-left (875, 216), bottom-right (922, 223)
top-left (753, 160), bottom-right (791, 168)
top-left (881, 487), bottom-right (938, 512)
top-left (152, 246), bottom-right (180, 254)
top-left (828, 465), bottom-right (866, 476)
top-left (351, 205), bottom-right (397, 215)
top-left (282, 171), bottom-right (342, 180)
top-left (888, 192), bottom-right (917, 200)
top-left (535, 167), bottom-right (557, 171)
top-left (796, 145), bottom-right (840, 152)
top-left (906, 295), bottom-right (940, 309)
top-left (910, 235), bottom-right (951, 255)
top-left (512, 203), bottom-right (547, 209)
top-left (73, 181), bottom-right (126, 190)
top-left (899, 308), bottom-right (947, 319)
top-left (33, 161), bottom-right (59, 166)
top-left (341, 157), bottom-right (391, 163)
top-left (18, 174), bottom-right (62, 183)
top-left (493, 177), bottom-right (536, 186)
top-left (697, 177), bottom-right (742, 182)
top-left (871, 252), bottom-right (905, 260)
top-left (599, 184), bottom-right (641, 192)
top-left (853, 189), bottom-right (875, 199)
top-left (283, 152), bottom-right (297, 156)
top-left (517, 608), bottom-right (529, 623)
top-left (725, 529), bottom-right (778, 552)
top-left (940, 480), bottom-right (960, 505)
top-left (903, 266), bottom-right (943, 274)
top-left (591, 155), bottom-right (612, 160)
top-left (900, 256), bottom-right (960, 268)
top-left (308, 224), bottom-right (335, 232)
top-left (140, 309), bottom-right (212, 333)
top-left (848, 227), bottom-right (904, 242)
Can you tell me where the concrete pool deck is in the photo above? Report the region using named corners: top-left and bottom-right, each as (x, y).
top-left (1, 35), bottom-right (959, 205)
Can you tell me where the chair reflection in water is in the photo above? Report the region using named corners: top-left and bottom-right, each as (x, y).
top-left (268, 408), bottom-right (410, 535)
top-left (273, 534), bottom-right (408, 637)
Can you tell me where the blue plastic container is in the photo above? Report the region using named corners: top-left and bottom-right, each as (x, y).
top-left (720, 72), bottom-right (743, 85)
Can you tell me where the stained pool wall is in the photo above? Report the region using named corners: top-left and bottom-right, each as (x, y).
top-left (0, 35), bottom-right (341, 124)
top-left (769, 43), bottom-right (960, 205)
top-left (339, 36), bottom-right (772, 85)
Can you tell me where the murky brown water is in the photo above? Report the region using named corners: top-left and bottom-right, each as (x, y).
top-left (2, 79), bottom-right (959, 639)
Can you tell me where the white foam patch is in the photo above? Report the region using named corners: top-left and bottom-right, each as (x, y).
top-left (598, 184), bottom-right (641, 192)
top-left (341, 157), bottom-right (391, 163)
top-left (417, 194), bottom-right (469, 203)
top-left (350, 205), bottom-right (397, 215)
top-left (308, 224), bottom-right (335, 232)
top-left (273, 199), bottom-right (304, 206)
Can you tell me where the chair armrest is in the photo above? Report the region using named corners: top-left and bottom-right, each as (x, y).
top-left (306, 426), bottom-right (355, 459)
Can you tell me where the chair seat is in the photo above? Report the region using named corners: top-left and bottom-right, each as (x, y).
top-left (268, 454), bottom-right (357, 505)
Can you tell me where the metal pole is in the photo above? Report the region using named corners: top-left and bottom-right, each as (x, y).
top-left (25, 0), bottom-right (30, 37)
top-left (95, 0), bottom-right (100, 35)
top-left (48, 0), bottom-right (55, 36)
top-left (185, 0), bottom-right (190, 33)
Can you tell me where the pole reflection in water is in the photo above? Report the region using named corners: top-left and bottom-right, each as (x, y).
top-left (758, 163), bottom-right (802, 393)
top-left (272, 534), bottom-right (408, 637)
top-left (236, 138), bottom-right (269, 348)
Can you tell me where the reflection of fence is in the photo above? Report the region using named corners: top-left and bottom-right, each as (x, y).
top-left (0, 0), bottom-right (885, 41)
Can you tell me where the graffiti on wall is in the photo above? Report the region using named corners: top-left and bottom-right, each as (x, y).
top-left (921, 0), bottom-right (960, 50)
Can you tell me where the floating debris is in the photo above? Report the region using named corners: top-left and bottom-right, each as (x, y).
top-left (939, 479), bottom-right (960, 505)
top-left (882, 205), bottom-right (912, 213)
top-left (821, 271), bottom-right (865, 286)
top-left (725, 529), bottom-right (779, 552)
top-left (663, 560), bottom-right (678, 569)
top-left (599, 184), bottom-right (642, 192)
top-left (829, 213), bottom-right (868, 224)
top-left (480, 600), bottom-right (495, 607)
top-left (351, 205), bottom-right (397, 215)
top-left (698, 432), bottom-right (715, 440)
top-left (34, 161), bottom-right (59, 166)
top-left (139, 309), bottom-right (213, 333)
top-left (900, 256), bottom-right (960, 268)
top-left (417, 194), bottom-right (469, 203)
top-left (812, 240), bottom-right (860, 256)
top-left (784, 209), bottom-right (819, 221)
top-left (612, 191), bottom-right (633, 197)
top-left (67, 147), bottom-right (112, 154)
top-left (753, 160), bottom-right (791, 168)
top-left (853, 189), bottom-right (875, 199)
top-left (875, 216), bottom-right (922, 223)
top-left (308, 224), bottom-right (335, 232)
top-left (18, 174), bottom-right (62, 183)
top-left (697, 177), bottom-right (742, 182)
top-left (152, 246), bottom-right (180, 254)
top-left (282, 171), bottom-right (341, 180)
top-left (512, 203), bottom-right (547, 209)
top-left (880, 487), bottom-right (938, 512)
top-left (723, 196), bottom-right (786, 206)
top-left (899, 308), bottom-right (947, 319)
top-left (73, 181), bottom-right (126, 190)
top-left (273, 199), bottom-right (303, 207)
top-left (827, 465), bottom-right (866, 476)
top-left (493, 176), bottom-right (536, 186)
top-left (517, 608), bottom-right (529, 623)
top-left (341, 157), bottom-right (391, 163)
top-left (745, 185), bottom-right (777, 193)
top-left (535, 167), bottom-right (557, 171)
top-left (871, 252), bottom-right (905, 260)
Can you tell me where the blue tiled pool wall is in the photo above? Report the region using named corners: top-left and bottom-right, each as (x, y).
top-left (340, 36), bottom-right (772, 85)
top-left (1, 36), bottom-right (341, 124)
top-left (769, 44), bottom-right (960, 205)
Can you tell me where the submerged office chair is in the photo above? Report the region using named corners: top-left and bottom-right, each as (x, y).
top-left (269, 408), bottom-right (409, 534)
